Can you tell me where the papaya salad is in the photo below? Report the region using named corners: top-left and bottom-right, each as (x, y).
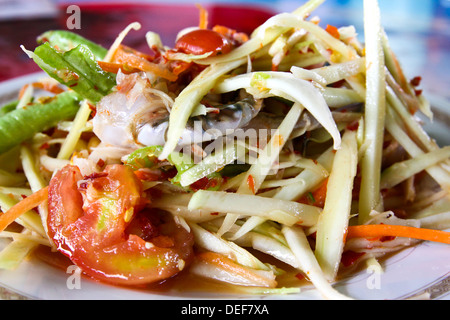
top-left (0, 0), bottom-right (449, 300)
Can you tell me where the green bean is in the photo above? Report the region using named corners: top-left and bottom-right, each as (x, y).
top-left (0, 91), bottom-right (82, 154)
top-left (37, 30), bottom-right (108, 60)
top-left (0, 100), bottom-right (19, 117)
top-left (29, 43), bottom-right (115, 103)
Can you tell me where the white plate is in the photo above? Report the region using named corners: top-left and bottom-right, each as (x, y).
top-left (0, 72), bottom-right (449, 301)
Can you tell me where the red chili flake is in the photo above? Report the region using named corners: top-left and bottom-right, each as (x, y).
top-left (392, 208), bottom-right (407, 219)
top-left (161, 167), bottom-right (178, 180)
top-left (352, 174), bottom-right (362, 200)
top-left (346, 120), bottom-right (360, 131)
top-left (149, 45), bottom-right (162, 60)
top-left (380, 188), bottom-right (390, 197)
top-left (341, 250), bottom-right (365, 268)
top-left (96, 158), bottom-right (105, 168)
top-left (84, 172), bottom-right (108, 180)
top-left (271, 63), bottom-right (279, 72)
top-left (86, 102), bottom-right (96, 117)
top-left (190, 176), bottom-right (219, 191)
top-left (78, 182), bottom-right (88, 190)
top-left (410, 76), bottom-right (422, 87)
top-left (39, 142), bottom-right (50, 150)
top-left (190, 177), bottom-right (210, 191)
top-left (330, 79), bottom-right (347, 88)
top-left (380, 236), bottom-right (396, 242)
top-left (295, 272), bottom-right (306, 281)
top-left (208, 179), bottom-right (218, 189)
top-left (247, 174), bottom-right (256, 194)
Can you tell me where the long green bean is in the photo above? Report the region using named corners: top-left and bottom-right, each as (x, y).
top-left (0, 91), bottom-right (81, 154)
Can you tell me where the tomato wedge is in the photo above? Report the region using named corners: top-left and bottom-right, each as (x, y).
top-left (47, 164), bottom-right (194, 285)
top-left (175, 29), bottom-right (233, 56)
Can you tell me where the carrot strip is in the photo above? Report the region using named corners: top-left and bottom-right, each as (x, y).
top-left (18, 82), bottom-right (65, 100)
top-left (196, 3), bottom-right (208, 29)
top-left (246, 174), bottom-right (256, 194)
top-left (0, 186), bottom-right (48, 233)
top-left (112, 45), bottom-right (177, 81)
top-left (97, 61), bottom-right (139, 74)
top-left (298, 177), bottom-right (328, 208)
top-left (32, 81), bottom-right (65, 95)
top-left (325, 24), bottom-right (340, 39)
top-left (346, 224), bottom-right (450, 245)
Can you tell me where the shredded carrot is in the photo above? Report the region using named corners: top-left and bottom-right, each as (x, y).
top-left (298, 177), bottom-right (328, 208)
top-left (247, 174), bottom-right (256, 194)
top-left (212, 25), bottom-right (231, 36)
top-left (18, 81), bottom-right (64, 100)
top-left (97, 61), bottom-right (139, 74)
top-left (169, 60), bottom-right (193, 76)
top-left (113, 44), bottom-right (157, 61)
top-left (196, 3), bottom-right (209, 29)
top-left (18, 84), bottom-right (31, 100)
top-left (325, 24), bottom-right (340, 39)
top-left (111, 45), bottom-right (177, 81)
top-left (346, 224), bottom-right (450, 245)
top-left (212, 25), bottom-right (250, 44)
top-left (0, 186), bottom-right (49, 233)
top-left (32, 81), bottom-right (65, 95)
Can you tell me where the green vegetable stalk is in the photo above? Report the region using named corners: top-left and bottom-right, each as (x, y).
top-left (0, 91), bottom-right (82, 154)
top-left (124, 145), bottom-right (164, 170)
top-left (27, 42), bottom-right (115, 103)
top-left (0, 100), bottom-right (19, 117)
top-left (37, 30), bottom-right (108, 60)
top-left (124, 145), bottom-right (223, 191)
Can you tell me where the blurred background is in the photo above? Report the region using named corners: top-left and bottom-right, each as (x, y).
top-left (0, 0), bottom-right (449, 102)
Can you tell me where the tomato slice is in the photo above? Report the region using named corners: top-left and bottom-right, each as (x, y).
top-left (175, 29), bottom-right (233, 56)
top-left (47, 164), bottom-right (194, 285)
